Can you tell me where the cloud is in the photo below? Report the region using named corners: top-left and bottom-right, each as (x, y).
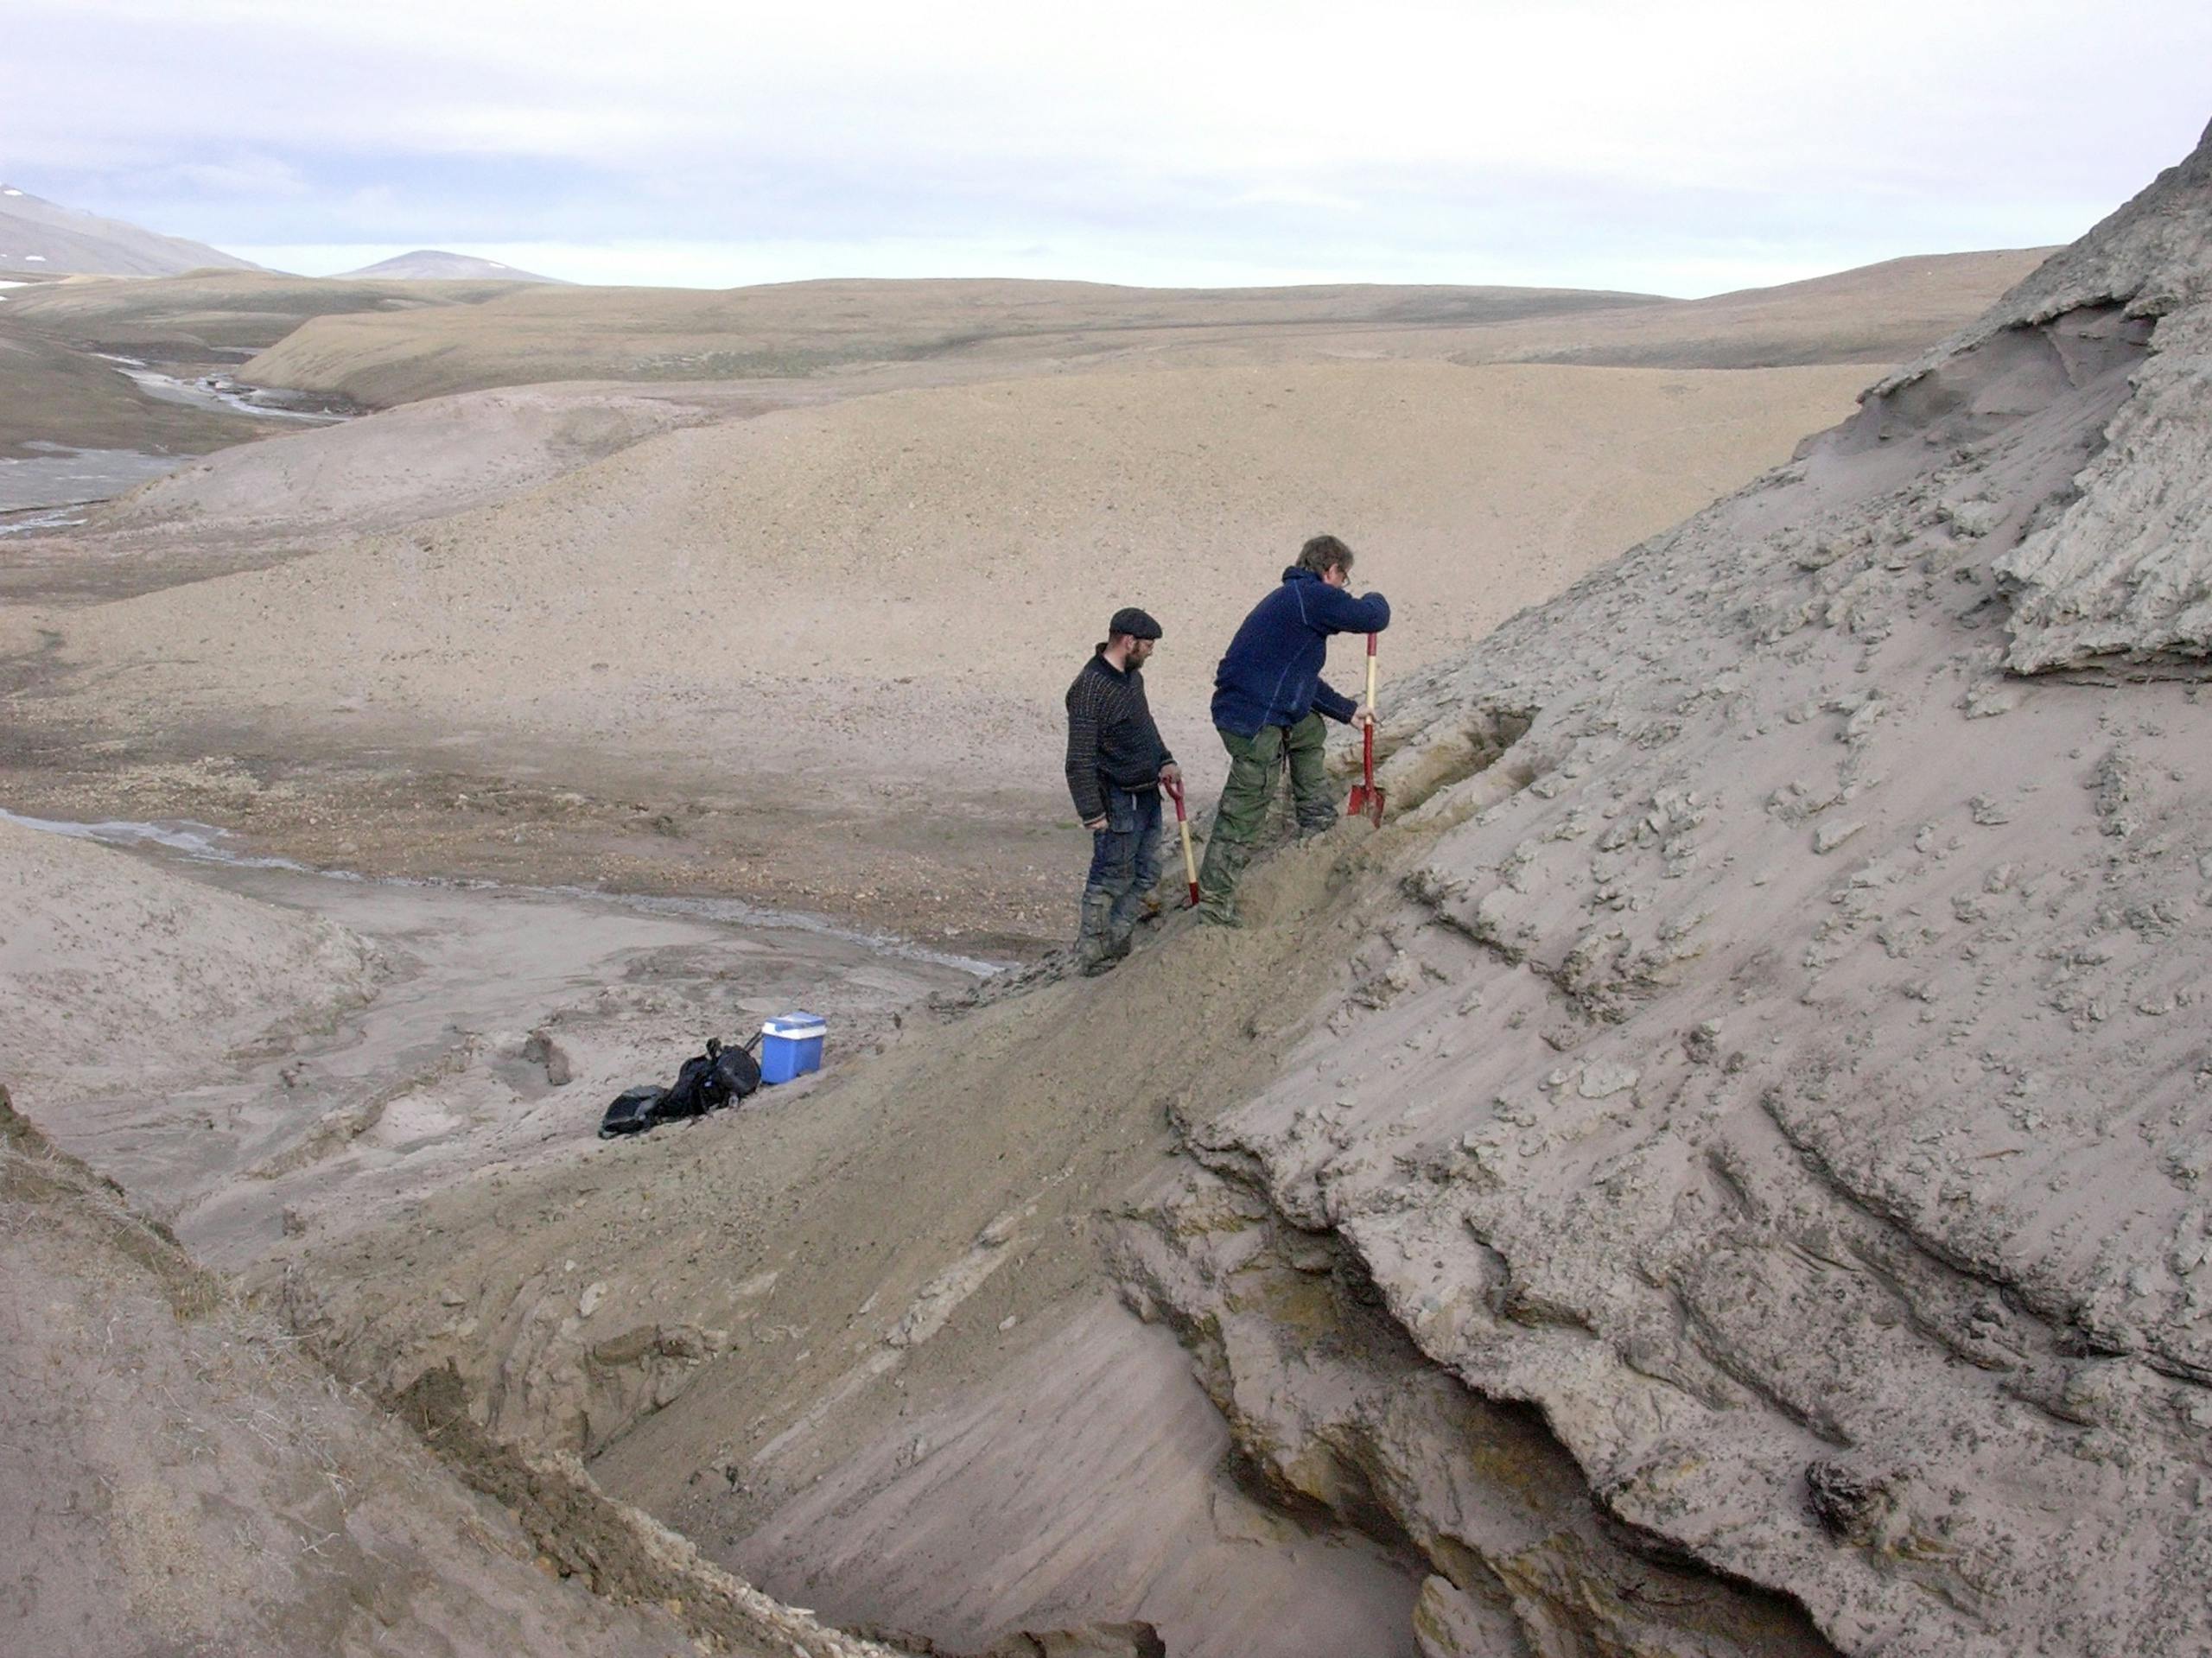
top-left (163, 155), bottom-right (312, 197)
top-left (5, 0), bottom-right (2209, 292)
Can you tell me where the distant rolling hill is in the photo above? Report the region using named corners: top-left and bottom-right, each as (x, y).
top-left (0, 184), bottom-right (261, 276)
top-left (337, 250), bottom-right (568, 283)
top-left (234, 251), bottom-right (2050, 410)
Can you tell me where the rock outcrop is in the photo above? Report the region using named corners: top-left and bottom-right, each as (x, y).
top-left (1116, 119), bottom-right (2212, 1655)
top-left (1879, 117), bottom-right (2212, 674)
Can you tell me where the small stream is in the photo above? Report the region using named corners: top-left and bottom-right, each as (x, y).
top-left (0, 359), bottom-right (356, 516)
top-left (0, 502), bottom-right (93, 537)
top-left (94, 353), bottom-right (352, 423)
top-left (0, 808), bottom-right (1006, 978)
top-left (0, 447), bottom-right (200, 515)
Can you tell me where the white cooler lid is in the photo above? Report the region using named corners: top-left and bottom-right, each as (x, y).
top-left (761, 1013), bottom-right (827, 1039)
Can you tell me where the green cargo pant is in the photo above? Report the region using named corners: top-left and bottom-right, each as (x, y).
top-left (1195, 713), bottom-right (1338, 924)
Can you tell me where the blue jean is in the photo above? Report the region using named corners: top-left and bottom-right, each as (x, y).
top-left (1083, 784), bottom-right (1163, 933)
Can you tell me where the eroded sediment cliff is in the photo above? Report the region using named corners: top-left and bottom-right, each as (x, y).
top-left (255, 124), bottom-right (2212, 1658)
top-left (1114, 118), bottom-right (2212, 1655)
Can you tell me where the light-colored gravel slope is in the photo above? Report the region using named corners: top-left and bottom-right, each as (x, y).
top-left (48, 358), bottom-right (1873, 817)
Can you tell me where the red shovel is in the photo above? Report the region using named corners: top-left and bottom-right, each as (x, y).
top-left (1165, 775), bottom-right (1200, 906)
top-left (1346, 632), bottom-right (1384, 825)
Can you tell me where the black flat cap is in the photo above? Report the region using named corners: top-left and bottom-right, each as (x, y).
top-left (1109, 606), bottom-right (1162, 640)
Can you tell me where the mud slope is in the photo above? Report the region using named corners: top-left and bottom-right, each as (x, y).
top-left (0, 1088), bottom-right (926, 1658)
top-left (0, 815), bottom-right (378, 1115)
top-left (0, 1096), bottom-right (658, 1656)
top-left (269, 121), bottom-right (2212, 1658)
top-left (276, 843), bottom-right (1827, 1658)
top-left (1126, 118), bottom-right (2212, 1655)
top-left (0, 830), bottom-right (967, 1657)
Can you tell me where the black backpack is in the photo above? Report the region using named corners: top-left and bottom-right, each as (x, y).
top-left (597, 1036), bottom-right (761, 1139)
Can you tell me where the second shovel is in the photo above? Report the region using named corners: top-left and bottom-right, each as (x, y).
top-left (1166, 775), bottom-right (1199, 906)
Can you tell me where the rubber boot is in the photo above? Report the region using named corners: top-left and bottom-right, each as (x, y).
top-left (1074, 889), bottom-right (1121, 975)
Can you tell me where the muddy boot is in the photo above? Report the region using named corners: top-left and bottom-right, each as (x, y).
top-left (1105, 910), bottom-right (1138, 962)
top-left (1194, 833), bottom-right (1250, 927)
top-left (1074, 890), bottom-right (1121, 975)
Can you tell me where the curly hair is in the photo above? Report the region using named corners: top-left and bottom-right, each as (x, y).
top-left (1296, 534), bottom-right (1353, 577)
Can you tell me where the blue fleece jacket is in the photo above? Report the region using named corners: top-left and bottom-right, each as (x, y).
top-left (1211, 567), bottom-right (1391, 738)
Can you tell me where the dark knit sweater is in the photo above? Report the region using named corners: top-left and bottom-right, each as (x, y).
top-left (1065, 651), bottom-right (1174, 822)
top-left (1211, 567), bottom-right (1391, 739)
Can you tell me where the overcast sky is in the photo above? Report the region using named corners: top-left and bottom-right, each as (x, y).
top-left (4, 0), bottom-right (2208, 294)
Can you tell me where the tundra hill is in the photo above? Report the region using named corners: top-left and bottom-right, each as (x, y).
top-left (1458, 247), bottom-right (2063, 367)
top-left (265, 120), bottom-right (2212, 1658)
top-left (2, 269), bottom-right (546, 365)
top-left (5, 246), bottom-right (2040, 944)
top-left (79, 379), bottom-right (765, 549)
top-left (340, 249), bottom-right (569, 283)
top-left (0, 270), bottom-right (556, 466)
top-left (0, 182), bottom-right (259, 276)
top-left (0, 312), bottom-right (265, 459)
top-left (233, 254), bottom-right (2046, 409)
top-left (237, 275), bottom-right (1669, 405)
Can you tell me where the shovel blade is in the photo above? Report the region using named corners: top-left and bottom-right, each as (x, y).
top-left (1347, 784), bottom-right (1385, 825)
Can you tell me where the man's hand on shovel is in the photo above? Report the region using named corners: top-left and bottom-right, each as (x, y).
top-left (1346, 633), bottom-right (1385, 825)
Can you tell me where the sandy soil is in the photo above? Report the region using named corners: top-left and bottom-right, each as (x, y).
top-left (0, 799), bottom-right (1166, 1655)
top-left (271, 838), bottom-right (1406, 1656)
top-left (0, 1093), bottom-right (710, 1658)
top-left (0, 814), bottom-right (378, 1113)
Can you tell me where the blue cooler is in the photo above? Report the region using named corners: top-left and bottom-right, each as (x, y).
top-left (759, 1013), bottom-right (827, 1084)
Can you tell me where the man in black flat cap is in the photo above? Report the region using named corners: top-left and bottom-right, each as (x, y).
top-left (1064, 606), bottom-right (1179, 974)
